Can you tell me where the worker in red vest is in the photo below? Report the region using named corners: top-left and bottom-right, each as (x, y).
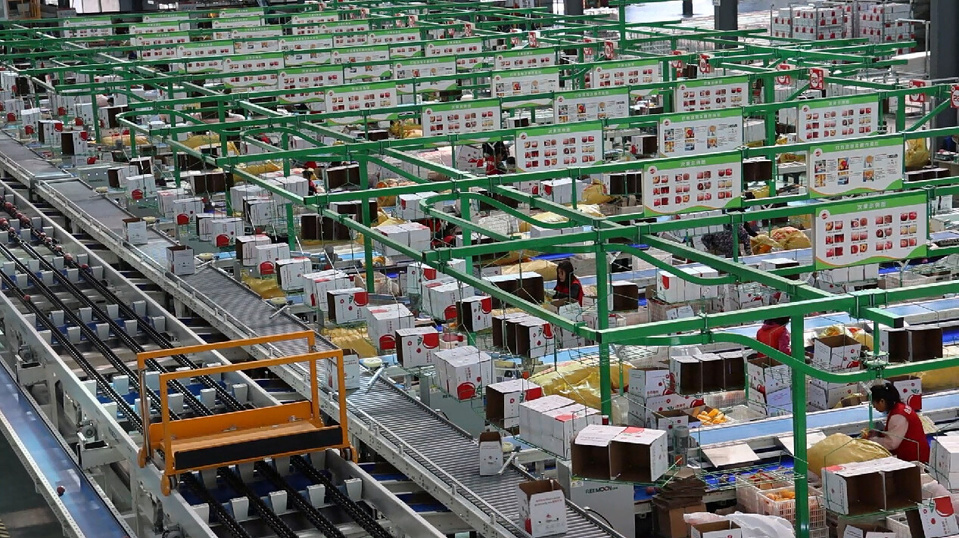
top-left (755, 317), bottom-right (791, 358)
top-left (867, 382), bottom-right (930, 463)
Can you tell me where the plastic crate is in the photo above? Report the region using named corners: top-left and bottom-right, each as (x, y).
top-left (885, 515), bottom-right (911, 538)
top-left (757, 486), bottom-right (826, 528)
top-left (735, 475), bottom-right (791, 514)
top-left (809, 528), bottom-right (829, 538)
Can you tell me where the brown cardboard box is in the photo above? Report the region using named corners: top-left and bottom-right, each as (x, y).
top-left (698, 354), bottom-right (724, 393)
top-left (670, 355), bottom-right (702, 394)
top-left (908, 326), bottom-right (943, 362)
top-left (722, 353), bottom-right (746, 390)
top-left (691, 521), bottom-right (742, 538)
top-left (492, 313), bottom-right (528, 349)
top-left (570, 424), bottom-right (625, 480)
top-left (654, 501), bottom-right (705, 538)
top-left (881, 461), bottom-right (922, 511)
top-left (612, 281), bottom-right (640, 311)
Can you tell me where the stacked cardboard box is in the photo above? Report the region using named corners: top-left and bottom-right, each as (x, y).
top-left (486, 379), bottom-right (543, 429)
top-left (654, 469), bottom-right (708, 538)
top-left (491, 313), bottom-right (555, 359)
top-left (656, 267), bottom-right (720, 303)
top-left (783, 6), bottom-right (848, 41)
top-left (364, 303), bottom-right (413, 351)
top-left (930, 436), bottom-right (959, 489)
top-left (571, 424), bottom-right (668, 482)
top-left (857, 2), bottom-right (912, 53)
top-left (423, 282), bottom-right (475, 321)
top-left (433, 345), bottom-right (492, 400)
top-left (822, 457), bottom-right (921, 515)
top-left (808, 335), bottom-right (862, 411)
top-left (304, 269), bottom-right (351, 310)
top-left (669, 352), bottom-right (745, 395)
top-left (394, 327), bottom-right (440, 369)
top-left (405, 259), bottom-right (465, 295)
top-left (746, 356), bottom-right (792, 417)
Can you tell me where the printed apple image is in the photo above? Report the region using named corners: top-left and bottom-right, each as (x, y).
top-left (851, 245), bottom-right (858, 254)
top-left (834, 221), bottom-right (843, 230)
top-left (901, 212), bottom-right (909, 222)
top-left (457, 382), bottom-right (477, 400)
top-left (379, 334), bottom-right (396, 351)
top-left (877, 229), bottom-right (884, 238)
top-left (885, 240), bottom-right (893, 250)
top-left (876, 216), bottom-right (884, 225)
top-left (354, 291), bottom-right (369, 306)
top-left (860, 244), bottom-right (868, 253)
top-left (909, 237), bottom-right (917, 246)
top-left (910, 211), bottom-right (917, 220)
top-left (876, 242), bottom-right (884, 251)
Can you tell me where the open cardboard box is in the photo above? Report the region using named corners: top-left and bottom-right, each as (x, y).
top-left (608, 427), bottom-right (668, 482)
top-left (516, 480), bottom-right (567, 538)
top-left (691, 521), bottom-right (742, 538)
top-left (570, 425), bottom-right (625, 480)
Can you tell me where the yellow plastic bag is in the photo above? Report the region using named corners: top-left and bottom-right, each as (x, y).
top-left (581, 183), bottom-right (614, 205)
top-left (501, 260), bottom-right (558, 281)
top-left (750, 234), bottom-right (780, 254)
top-left (905, 139), bottom-right (930, 169)
top-left (321, 326), bottom-right (377, 358)
top-left (530, 360), bottom-right (632, 409)
top-left (917, 365), bottom-right (959, 392)
top-left (517, 205), bottom-right (605, 233)
top-left (239, 161), bottom-right (282, 176)
top-left (770, 227), bottom-right (811, 250)
top-left (376, 178), bottom-right (417, 207)
top-left (807, 433), bottom-right (890, 477)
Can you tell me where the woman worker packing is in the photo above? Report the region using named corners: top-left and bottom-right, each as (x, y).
top-left (867, 382), bottom-right (929, 463)
top-left (553, 260), bottom-right (584, 306)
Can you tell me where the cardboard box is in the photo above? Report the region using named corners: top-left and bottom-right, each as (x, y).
top-left (656, 502), bottom-right (706, 538)
top-left (166, 245), bottom-right (195, 276)
top-left (122, 217), bottom-right (148, 245)
top-left (808, 382), bottom-right (859, 410)
top-left (326, 287), bottom-right (368, 324)
top-left (747, 387), bottom-right (792, 417)
top-left (365, 304), bottom-right (413, 351)
top-left (252, 243), bottom-right (292, 269)
top-left (932, 436), bottom-right (959, 488)
top-left (609, 427), bottom-right (668, 482)
top-left (406, 259), bottom-right (465, 295)
top-left (747, 356), bottom-right (791, 393)
top-left (425, 282), bottom-right (475, 321)
top-left (275, 257), bottom-right (312, 291)
top-left (570, 425), bottom-right (625, 480)
top-left (670, 355), bottom-right (702, 394)
top-left (887, 375), bottom-right (922, 410)
top-left (650, 409), bottom-right (690, 435)
top-left (172, 197), bottom-right (203, 222)
top-left (657, 270), bottom-right (687, 303)
top-left (516, 480), bottom-right (567, 538)
top-left (304, 270), bottom-right (351, 309)
top-left (813, 334), bottom-right (862, 370)
top-left (823, 458), bottom-right (920, 515)
top-left (519, 395), bottom-right (575, 446)
top-left (457, 295), bottom-right (493, 332)
top-left (628, 368), bottom-right (672, 398)
top-left (912, 496), bottom-right (959, 538)
top-left (698, 353), bottom-right (725, 393)
top-left (909, 326), bottom-right (943, 362)
top-left (324, 351), bottom-right (360, 391)
top-left (433, 346), bottom-right (492, 400)
top-left (395, 327), bottom-right (440, 369)
top-left (514, 318), bottom-right (555, 359)
top-left (235, 234), bottom-right (272, 266)
top-left (487, 379), bottom-right (543, 429)
top-left (691, 521), bottom-right (742, 538)
top-left (479, 431), bottom-right (504, 476)
top-left (544, 404), bottom-right (602, 459)
top-left (209, 217), bottom-right (241, 246)
top-left (842, 524), bottom-right (896, 538)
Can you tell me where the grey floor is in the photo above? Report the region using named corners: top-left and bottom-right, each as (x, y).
top-left (0, 435), bottom-right (64, 538)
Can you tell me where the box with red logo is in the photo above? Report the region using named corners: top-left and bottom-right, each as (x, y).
top-left (252, 243), bottom-right (291, 269)
top-left (235, 234), bottom-right (272, 266)
top-left (747, 356), bottom-right (791, 393)
top-left (326, 287), bottom-right (368, 324)
top-left (516, 480), bottom-right (567, 538)
top-left (209, 217), bottom-right (242, 246)
top-left (519, 395), bottom-right (575, 446)
top-left (487, 379), bottom-right (543, 429)
top-left (304, 269), bottom-right (351, 310)
top-left (395, 327), bottom-right (440, 368)
top-left (425, 281), bottom-right (475, 321)
top-left (433, 345), bottom-right (492, 400)
top-left (324, 351), bottom-right (360, 391)
top-left (171, 196), bottom-right (203, 222)
top-left (813, 334), bottom-right (862, 370)
top-left (275, 257), bottom-right (312, 291)
top-left (571, 424), bottom-right (626, 480)
top-left (537, 178), bottom-right (587, 205)
top-left (365, 303), bottom-right (413, 351)
top-left (887, 375), bottom-right (922, 411)
top-left (515, 318), bottom-right (555, 359)
top-left (609, 427), bottom-right (668, 482)
top-left (543, 404), bottom-right (602, 459)
top-left (912, 496), bottom-right (959, 538)
top-left (406, 259), bottom-right (465, 295)
top-left (628, 368), bottom-right (672, 398)
top-left (457, 295), bottom-right (493, 332)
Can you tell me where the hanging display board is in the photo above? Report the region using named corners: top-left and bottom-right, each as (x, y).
top-left (223, 53), bottom-right (283, 90)
top-left (492, 67), bottom-right (560, 100)
top-left (233, 26), bottom-right (284, 53)
top-left (422, 99), bottom-right (501, 136)
top-left (325, 81), bottom-right (398, 124)
top-left (290, 13), bottom-right (341, 32)
top-left (62, 16), bottom-right (114, 38)
top-left (797, 95), bottom-right (879, 142)
top-left (130, 21), bottom-right (182, 35)
top-left (589, 59), bottom-right (662, 89)
top-left (813, 192), bottom-right (928, 269)
top-left (279, 66), bottom-right (342, 104)
top-left (676, 75), bottom-right (749, 112)
top-left (493, 48), bottom-right (556, 70)
top-left (658, 108), bottom-right (743, 158)
top-left (553, 88), bottom-right (630, 124)
top-left (426, 38), bottom-right (485, 71)
top-left (212, 16), bottom-right (263, 40)
top-left (321, 20), bottom-right (371, 35)
top-left (807, 136), bottom-right (904, 198)
top-left (218, 7), bottom-right (262, 18)
top-left (515, 121), bottom-right (603, 173)
top-left (642, 152), bottom-right (743, 216)
top-left (333, 46), bottom-right (391, 82)
top-left (389, 43), bottom-right (423, 59)
top-left (369, 29), bottom-right (421, 46)
top-left (280, 36), bottom-right (334, 66)
top-left (177, 41), bottom-right (235, 74)
top-left (135, 32), bottom-right (190, 60)
top-left (394, 58), bottom-right (457, 93)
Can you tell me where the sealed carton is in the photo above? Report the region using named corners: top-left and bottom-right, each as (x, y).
top-left (395, 327), bottom-right (440, 368)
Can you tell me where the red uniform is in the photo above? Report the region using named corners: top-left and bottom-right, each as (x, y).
top-left (756, 323), bottom-right (790, 358)
top-left (554, 277), bottom-right (584, 306)
top-left (886, 402), bottom-right (929, 463)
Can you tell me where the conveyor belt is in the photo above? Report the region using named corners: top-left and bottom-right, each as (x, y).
top-left (0, 357), bottom-right (131, 538)
top-left (0, 133), bottom-right (623, 538)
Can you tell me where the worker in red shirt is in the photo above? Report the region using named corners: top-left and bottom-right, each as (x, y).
top-left (553, 260), bottom-right (584, 306)
top-left (867, 382), bottom-right (929, 463)
top-left (756, 317), bottom-right (791, 358)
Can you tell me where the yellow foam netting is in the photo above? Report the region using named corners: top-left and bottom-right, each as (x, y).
top-left (389, 119), bottom-right (422, 139)
top-left (750, 234), bottom-right (780, 254)
top-left (501, 260), bottom-right (558, 281)
top-left (240, 273), bottom-right (286, 300)
top-left (530, 360), bottom-right (632, 410)
top-left (517, 205), bottom-right (605, 233)
top-left (917, 366), bottom-right (959, 392)
top-left (239, 161), bottom-right (282, 176)
top-left (99, 134), bottom-right (151, 146)
top-left (777, 136), bottom-right (806, 164)
top-left (321, 326), bottom-right (378, 358)
top-left (807, 433), bottom-right (891, 477)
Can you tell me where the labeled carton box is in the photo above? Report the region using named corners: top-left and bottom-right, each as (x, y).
top-left (516, 480), bottom-right (567, 538)
top-left (406, 259), bottom-right (465, 295)
top-left (823, 458), bottom-right (921, 515)
top-left (670, 355), bottom-right (702, 395)
top-left (609, 427), bottom-right (668, 483)
top-left (235, 234), bottom-right (272, 266)
top-left (166, 245), bottom-right (195, 276)
top-left (479, 431), bottom-right (504, 476)
top-left (747, 387), bottom-right (792, 417)
top-left (209, 217), bottom-right (241, 246)
top-left (570, 425), bottom-right (625, 480)
top-left (326, 287), bottom-right (368, 324)
top-left (808, 382), bottom-right (859, 410)
top-left (932, 436), bottom-right (959, 488)
top-left (457, 295), bottom-right (493, 332)
top-left (324, 351), bottom-right (360, 391)
top-left (544, 404), bottom-right (602, 459)
top-left (425, 282), bottom-right (475, 321)
top-left (519, 395), bottom-right (575, 446)
top-left (305, 270), bottom-right (351, 310)
top-left (842, 524), bottom-right (896, 538)
top-left (691, 521), bottom-right (742, 538)
top-left (433, 346), bottom-right (492, 400)
top-left (628, 368), bottom-right (672, 398)
top-left (911, 496), bottom-right (959, 538)
top-left (122, 217), bottom-right (148, 245)
top-left (487, 379), bottom-right (543, 429)
top-left (395, 327), bottom-right (440, 369)
top-left (365, 303), bottom-right (413, 351)
top-left (275, 257), bottom-right (312, 291)
top-left (515, 318), bottom-right (555, 359)
top-left (887, 375), bottom-right (922, 410)
top-left (747, 356), bottom-right (791, 393)
top-left (813, 334), bottom-right (862, 370)
top-left (698, 353), bottom-right (725, 393)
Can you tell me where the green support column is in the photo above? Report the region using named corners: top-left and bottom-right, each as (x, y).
top-left (791, 314), bottom-right (810, 538)
top-left (286, 202), bottom-right (296, 251)
top-left (358, 156), bottom-right (376, 294)
top-left (90, 91), bottom-right (101, 147)
top-left (596, 233), bottom-right (612, 417)
top-left (461, 191), bottom-right (476, 346)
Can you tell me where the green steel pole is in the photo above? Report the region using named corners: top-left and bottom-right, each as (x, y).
top-left (791, 313), bottom-right (810, 538)
top-left (358, 156), bottom-right (375, 293)
top-left (596, 232), bottom-right (612, 417)
top-left (286, 202), bottom-right (296, 252)
top-left (461, 192), bottom-right (476, 347)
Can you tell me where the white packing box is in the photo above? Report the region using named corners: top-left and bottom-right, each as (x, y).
top-left (209, 218), bottom-right (242, 245)
top-left (122, 217), bottom-right (148, 245)
top-left (519, 395), bottom-right (575, 446)
top-left (425, 282), bottom-right (475, 321)
top-left (126, 174), bottom-right (158, 200)
top-left (812, 334), bottom-right (862, 370)
top-left (916, 496), bottom-right (959, 538)
top-left (433, 346), bottom-right (493, 400)
top-left (365, 303), bottom-right (413, 351)
top-left (516, 480), bottom-right (567, 538)
top-left (570, 424), bottom-right (626, 480)
top-left (195, 214), bottom-right (216, 242)
top-left (171, 196), bottom-right (203, 222)
top-left (609, 427), bottom-right (669, 482)
top-left (808, 382), bottom-right (859, 410)
top-left (486, 379), bottom-right (543, 429)
top-left (275, 175), bottom-right (309, 197)
top-left (156, 188), bottom-right (189, 218)
top-left (516, 317), bottom-right (556, 359)
top-left (244, 197), bottom-right (277, 226)
top-left (230, 183), bottom-right (266, 205)
top-left (746, 387), bottom-right (793, 417)
top-left (538, 178), bottom-right (587, 205)
top-left (479, 431), bottom-right (504, 476)
top-left (628, 368), bottom-right (671, 398)
top-left (406, 259), bottom-right (465, 295)
top-left (396, 191), bottom-right (438, 220)
top-left (932, 436), bottom-right (959, 488)
top-left (402, 222), bottom-right (432, 252)
top-left (305, 270), bottom-right (351, 309)
top-left (235, 234), bottom-right (272, 266)
top-left (252, 243), bottom-right (291, 268)
top-left (457, 295), bottom-right (493, 332)
top-left (747, 357), bottom-right (791, 393)
top-left (375, 225), bottom-right (409, 256)
top-left (166, 245), bottom-right (195, 276)
top-left (843, 525), bottom-right (897, 538)
top-left (275, 257), bottom-right (312, 291)
top-left (395, 327), bottom-right (440, 368)
top-left (691, 522), bottom-right (743, 538)
top-left (657, 270), bottom-right (686, 303)
top-left (324, 351), bottom-right (360, 391)
top-left (544, 404), bottom-right (602, 459)
top-left (326, 287), bottom-right (368, 324)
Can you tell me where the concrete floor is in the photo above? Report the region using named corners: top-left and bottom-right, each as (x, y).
top-left (0, 435), bottom-right (64, 538)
